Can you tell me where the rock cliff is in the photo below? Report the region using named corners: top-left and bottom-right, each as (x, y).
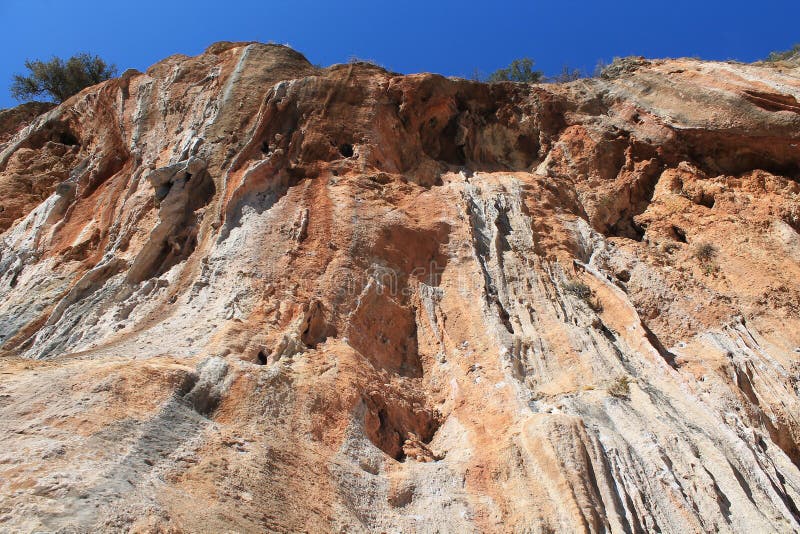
top-left (1, 42), bottom-right (799, 532)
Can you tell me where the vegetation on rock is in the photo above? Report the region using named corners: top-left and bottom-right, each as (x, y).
top-left (765, 43), bottom-right (800, 62)
top-left (10, 53), bottom-right (117, 103)
top-left (547, 65), bottom-right (584, 83)
top-left (563, 280), bottom-right (592, 300)
top-left (608, 375), bottom-right (632, 398)
top-left (487, 58), bottom-right (543, 83)
top-left (693, 242), bottom-right (717, 263)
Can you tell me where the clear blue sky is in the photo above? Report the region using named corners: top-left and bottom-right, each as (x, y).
top-left (1, 0), bottom-right (798, 108)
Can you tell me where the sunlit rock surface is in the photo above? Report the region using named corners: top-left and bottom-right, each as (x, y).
top-left (1, 43), bottom-right (799, 532)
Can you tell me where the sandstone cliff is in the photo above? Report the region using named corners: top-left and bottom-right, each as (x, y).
top-left (1, 42), bottom-right (799, 532)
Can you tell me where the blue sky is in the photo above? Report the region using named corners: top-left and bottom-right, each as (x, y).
top-left (1, 0), bottom-right (798, 108)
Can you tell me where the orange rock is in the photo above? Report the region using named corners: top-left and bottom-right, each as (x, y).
top-left (0, 45), bottom-right (799, 532)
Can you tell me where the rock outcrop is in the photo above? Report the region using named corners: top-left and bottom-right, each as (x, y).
top-left (1, 43), bottom-right (799, 532)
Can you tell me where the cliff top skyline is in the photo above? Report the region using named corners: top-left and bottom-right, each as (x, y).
top-left (1, 0), bottom-right (799, 108)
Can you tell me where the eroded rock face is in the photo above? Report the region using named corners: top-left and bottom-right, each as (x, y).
top-left (0, 43), bottom-right (799, 532)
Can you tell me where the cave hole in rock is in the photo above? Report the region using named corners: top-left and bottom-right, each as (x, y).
top-left (672, 226), bottom-right (688, 243)
top-left (697, 193), bottom-right (715, 209)
top-left (439, 116), bottom-right (467, 166)
top-left (604, 162), bottom-right (661, 242)
top-left (420, 115), bottom-right (466, 167)
top-left (185, 385), bottom-right (222, 417)
top-left (127, 167), bottom-right (217, 284)
top-left (57, 131), bottom-right (79, 146)
top-left (411, 96), bottom-right (543, 173)
top-left (16, 120), bottom-right (81, 156)
top-left (339, 143), bottom-right (354, 158)
top-left (517, 134), bottom-right (539, 158)
top-left (256, 350), bottom-right (268, 365)
top-left (364, 398), bottom-right (442, 461)
top-left (681, 131), bottom-right (800, 178)
top-left (607, 213), bottom-right (645, 241)
top-left (300, 301), bottom-right (336, 348)
top-left (177, 372), bottom-right (198, 397)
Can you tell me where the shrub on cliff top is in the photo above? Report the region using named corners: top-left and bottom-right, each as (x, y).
top-left (488, 58), bottom-right (543, 83)
top-left (548, 65), bottom-right (585, 83)
top-left (765, 44), bottom-right (800, 63)
top-left (10, 53), bottom-right (117, 104)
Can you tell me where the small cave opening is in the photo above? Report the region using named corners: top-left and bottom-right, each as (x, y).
top-left (256, 350), bottom-right (268, 365)
top-left (601, 162), bottom-right (660, 242)
top-left (186, 387), bottom-right (222, 417)
top-left (377, 409), bottom-right (403, 460)
top-left (177, 372), bottom-right (199, 397)
top-left (438, 116), bottom-right (467, 166)
top-left (363, 398), bottom-right (442, 462)
top-left (615, 270), bottom-right (631, 283)
top-left (672, 225), bottom-right (688, 243)
top-left (517, 134), bottom-right (539, 158)
top-left (127, 168), bottom-right (217, 284)
top-left (681, 131), bottom-right (800, 178)
top-left (419, 115), bottom-right (466, 167)
top-left (300, 301), bottom-right (336, 349)
top-left (607, 216), bottom-right (646, 242)
top-left (180, 373), bottom-right (223, 417)
top-left (57, 131), bottom-right (79, 146)
top-left (697, 193), bottom-right (715, 209)
top-left (339, 143), bottom-right (354, 158)
top-left (17, 120), bottom-right (81, 154)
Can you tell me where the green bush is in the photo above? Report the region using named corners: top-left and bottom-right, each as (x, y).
top-left (765, 44), bottom-right (800, 63)
top-left (488, 58), bottom-right (543, 83)
top-left (548, 65), bottom-right (584, 83)
top-left (608, 375), bottom-right (632, 398)
top-left (563, 280), bottom-right (592, 300)
top-left (10, 53), bottom-right (117, 103)
top-left (563, 279), bottom-right (604, 312)
top-left (693, 242), bottom-right (717, 263)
